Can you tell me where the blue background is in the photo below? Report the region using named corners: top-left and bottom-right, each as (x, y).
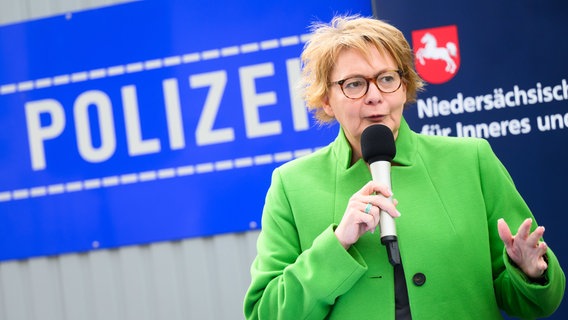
top-left (0, 0), bottom-right (371, 260)
top-left (375, 0), bottom-right (567, 318)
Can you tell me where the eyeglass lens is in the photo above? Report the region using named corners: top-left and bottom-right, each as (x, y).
top-left (341, 71), bottom-right (401, 99)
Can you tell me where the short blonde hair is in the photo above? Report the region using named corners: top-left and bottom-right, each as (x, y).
top-left (300, 15), bottom-right (425, 124)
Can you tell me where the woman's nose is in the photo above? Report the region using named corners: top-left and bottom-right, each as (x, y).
top-left (364, 80), bottom-right (384, 104)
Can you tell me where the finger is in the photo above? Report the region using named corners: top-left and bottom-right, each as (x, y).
top-left (497, 218), bottom-right (514, 247)
top-left (515, 218), bottom-right (533, 240)
top-left (359, 181), bottom-right (392, 197)
top-left (373, 183), bottom-right (393, 198)
top-left (361, 202), bottom-right (373, 214)
top-left (363, 204), bottom-right (382, 231)
top-left (536, 241), bottom-right (548, 256)
top-left (357, 201), bottom-right (374, 218)
top-left (365, 195), bottom-right (400, 218)
top-left (361, 209), bottom-right (378, 232)
top-left (526, 226), bottom-right (545, 247)
top-left (536, 244), bottom-right (549, 270)
top-left (537, 259), bottom-right (549, 272)
top-left (361, 202), bottom-right (379, 219)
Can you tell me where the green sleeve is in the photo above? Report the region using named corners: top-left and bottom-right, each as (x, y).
top-left (244, 168), bottom-right (367, 320)
top-left (477, 139), bottom-right (566, 318)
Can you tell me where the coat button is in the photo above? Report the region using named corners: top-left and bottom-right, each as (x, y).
top-left (412, 273), bottom-right (426, 286)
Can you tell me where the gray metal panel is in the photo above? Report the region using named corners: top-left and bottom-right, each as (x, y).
top-left (0, 231), bottom-right (260, 320)
top-left (0, 0), bottom-right (136, 26)
top-left (0, 0), bottom-right (26, 26)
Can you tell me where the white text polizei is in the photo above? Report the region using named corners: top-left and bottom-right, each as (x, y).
top-left (24, 59), bottom-right (308, 171)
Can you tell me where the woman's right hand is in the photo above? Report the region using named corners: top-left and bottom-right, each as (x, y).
top-left (334, 181), bottom-right (401, 250)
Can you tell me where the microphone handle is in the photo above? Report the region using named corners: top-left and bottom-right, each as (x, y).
top-left (369, 161), bottom-right (401, 266)
top-left (369, 161), bottom-right (396, 239)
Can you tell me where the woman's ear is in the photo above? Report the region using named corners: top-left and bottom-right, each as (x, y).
top-left (321, 95), bottom-right (335, 117)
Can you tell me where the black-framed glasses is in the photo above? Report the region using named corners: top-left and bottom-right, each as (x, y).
top-left (330, 70), bottom-right (403, 99)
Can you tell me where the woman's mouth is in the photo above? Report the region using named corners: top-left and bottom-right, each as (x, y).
top-left (367, 114), bottom-right (386, 122)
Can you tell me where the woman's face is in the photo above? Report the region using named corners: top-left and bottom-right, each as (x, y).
top-left (323, 45), bottom-right (407, 161)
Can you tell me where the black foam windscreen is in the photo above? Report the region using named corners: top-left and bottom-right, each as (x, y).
top-left (361, 124), bottom-right (396, 163)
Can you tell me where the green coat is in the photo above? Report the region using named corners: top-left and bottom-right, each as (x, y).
top-left (244, 118), bottom-right (565, 319)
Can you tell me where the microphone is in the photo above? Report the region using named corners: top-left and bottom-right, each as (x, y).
top-left (361, 124), bottom-right (400, 266)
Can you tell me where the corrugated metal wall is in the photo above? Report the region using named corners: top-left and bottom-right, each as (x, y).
top-left (0, 231), bottom-right (260, 320)
top-left (0, 231), bottom-right (261, 320)
top-left (0, 0), bottom-right (135, 26)
top-left (0, 1), bottom-right (260, 319)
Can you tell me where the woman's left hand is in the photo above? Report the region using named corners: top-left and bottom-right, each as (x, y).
top-left (497, 218), bottom-right (548, 279)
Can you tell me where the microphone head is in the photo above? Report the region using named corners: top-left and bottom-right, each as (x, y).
top-left (361, 124), bottom-right (396, 163)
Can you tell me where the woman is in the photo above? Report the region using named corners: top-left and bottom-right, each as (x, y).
top-left (244, 15), bottom-right (565, 319)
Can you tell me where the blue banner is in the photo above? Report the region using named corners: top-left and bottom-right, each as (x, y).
top-left (375, 0), bottom-right (567, 317)
top-left (0, 0), bottom-right (373, 261)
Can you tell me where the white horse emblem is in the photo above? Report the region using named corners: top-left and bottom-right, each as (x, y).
top-left (416, 33), bottom-right (458, 74)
